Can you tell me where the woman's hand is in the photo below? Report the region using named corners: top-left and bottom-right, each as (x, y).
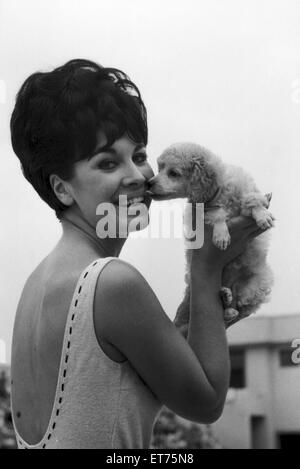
top-left (194, 214), bottom-right (273, 329)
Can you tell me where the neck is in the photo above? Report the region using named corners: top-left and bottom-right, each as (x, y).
top-left (59, 210), bottom-right (127, 258)
top-left (188, 183), bottom-right (221, 205)
top-left (206, 186), bottom-right (222, 206)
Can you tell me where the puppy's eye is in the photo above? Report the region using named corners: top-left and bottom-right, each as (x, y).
top-left (168, 170), bottom-right (181, 178)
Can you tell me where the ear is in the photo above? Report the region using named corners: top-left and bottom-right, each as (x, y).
top-left (264, 192), bottom-right (272, 208)
top-left (49, 174), bottom-right (74, 207)
top-left (189, 157), bottom-right (218, 202)
top-left (190, 159), bottom-right (203, 185)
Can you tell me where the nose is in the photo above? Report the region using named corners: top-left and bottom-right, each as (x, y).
top-left (122, 161), bottom-right (147, 188)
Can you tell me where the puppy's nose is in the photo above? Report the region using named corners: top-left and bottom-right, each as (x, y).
top-left (147, 177), bottom-right (155, 188)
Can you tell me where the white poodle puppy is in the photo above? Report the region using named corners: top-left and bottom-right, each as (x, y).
top-left (147, 142), bottom-right (275, 333)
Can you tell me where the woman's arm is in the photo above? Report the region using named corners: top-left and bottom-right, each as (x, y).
top-left (94, 260), bottom-right (227, 424)
top-left (172, 261), bottom-right (229, 415)
top-left (94, 217), bottom-right (270, 425)
top-left (187, 256), bottom-right (229, 414)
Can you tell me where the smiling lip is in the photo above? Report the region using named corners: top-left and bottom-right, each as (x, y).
top-left (146, 191), bottom-right (173, 200)
top-left (113, 193), bottom-right (146, 203)
top-left (112, 194), bottom-right (151, 208)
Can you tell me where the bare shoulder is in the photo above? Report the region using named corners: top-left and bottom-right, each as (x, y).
top-left (94, 259), bottom-right (157, 337)
top-left (97, 258), bottom-right (150, 293)
top-left (100, 258), bottom-right (141, 279)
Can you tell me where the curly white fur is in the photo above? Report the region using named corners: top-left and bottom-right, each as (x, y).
top-left (149, 142), bottom-right (275, 332)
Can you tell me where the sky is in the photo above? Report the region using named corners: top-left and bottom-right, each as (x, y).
top-left (0, 0), bottom-right (300, 363)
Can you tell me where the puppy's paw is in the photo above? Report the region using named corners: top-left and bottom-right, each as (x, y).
top-left (237, 296), bottom-right (254, 308)
top-left (224, 307), bottom-right (239, 322)
top-left (213, 232), bottom-right (231, 250)
top-left (220, 287), bottom-right (233, 307)
top-left (255, 210), bottom-right (276, 229)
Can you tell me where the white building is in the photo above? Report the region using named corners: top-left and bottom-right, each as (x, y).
top-left (212, 314), bottom-right (300, 449)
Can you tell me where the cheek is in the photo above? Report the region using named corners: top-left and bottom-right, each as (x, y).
top-left (86, 173), bottom-right (117, 200)
top-left (164, 175), bottom-right (188, 195)
top-left (158, 174), bottom-right (179, 189)
top-left (170, 179), bottom-right (185, 192)
top-left (72, 176), bottom-right (113, 219)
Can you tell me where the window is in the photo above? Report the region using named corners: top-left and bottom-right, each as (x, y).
top-left (229, 348), bottom-right (246, 389)
top-left (278, 433), bottom-right (300, 449)
top-left (251, 416), bottom-right (268, 449)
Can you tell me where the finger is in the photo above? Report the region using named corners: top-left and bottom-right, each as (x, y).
top-left (227, 215), bottom-right (256, 231)
top-left (224, 308), bottom-right (239, 322)
top-left (248, 226), bottom-right (272, 239)
top-left (225, 314), bottom-right (241, 329)
top-left (244, 216), bottom-right (276, 236)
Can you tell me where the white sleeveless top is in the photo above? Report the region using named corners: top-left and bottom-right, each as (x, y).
top-left (11, 257), bottom-right (162, 449)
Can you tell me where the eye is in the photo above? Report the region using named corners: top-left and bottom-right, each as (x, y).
top-left (133, 153), bottom-right (148, 164)
top-left (168, 170), bottom-right (181, 178)
top-left (98, 160), bottom-right (118, 170)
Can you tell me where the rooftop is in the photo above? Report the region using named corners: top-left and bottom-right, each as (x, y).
top-left (227, 314), bottom-right (300, 347)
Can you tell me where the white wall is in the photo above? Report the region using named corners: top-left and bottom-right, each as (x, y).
top-left (272, 352), bottom-right (300, 432)
top-left (213, 344), bottom-right (300, 448)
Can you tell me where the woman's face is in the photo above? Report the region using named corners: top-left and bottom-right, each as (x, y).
top-left (66, 130), bottom-right (155, 235)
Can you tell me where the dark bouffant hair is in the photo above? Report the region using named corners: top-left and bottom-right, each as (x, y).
top-left (10, 59), bottom-right (148, 220)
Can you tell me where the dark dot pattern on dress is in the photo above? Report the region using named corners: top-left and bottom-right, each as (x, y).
top-left (18, 263), bottom-right (97, 449)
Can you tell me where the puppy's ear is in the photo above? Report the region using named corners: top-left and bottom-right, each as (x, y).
top-left (189, 157), bottom-right (218, 202)
top-left (190, 159), bottom-right (203, 183)
top-left (264, 192), bottom-right (272, 208)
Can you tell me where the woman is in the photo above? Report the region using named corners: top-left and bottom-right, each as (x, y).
top-left (10, 59), bottom-right (268, 449)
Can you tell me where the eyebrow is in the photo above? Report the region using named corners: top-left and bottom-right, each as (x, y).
top-left (88, 143), bottom-right (145, 161)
